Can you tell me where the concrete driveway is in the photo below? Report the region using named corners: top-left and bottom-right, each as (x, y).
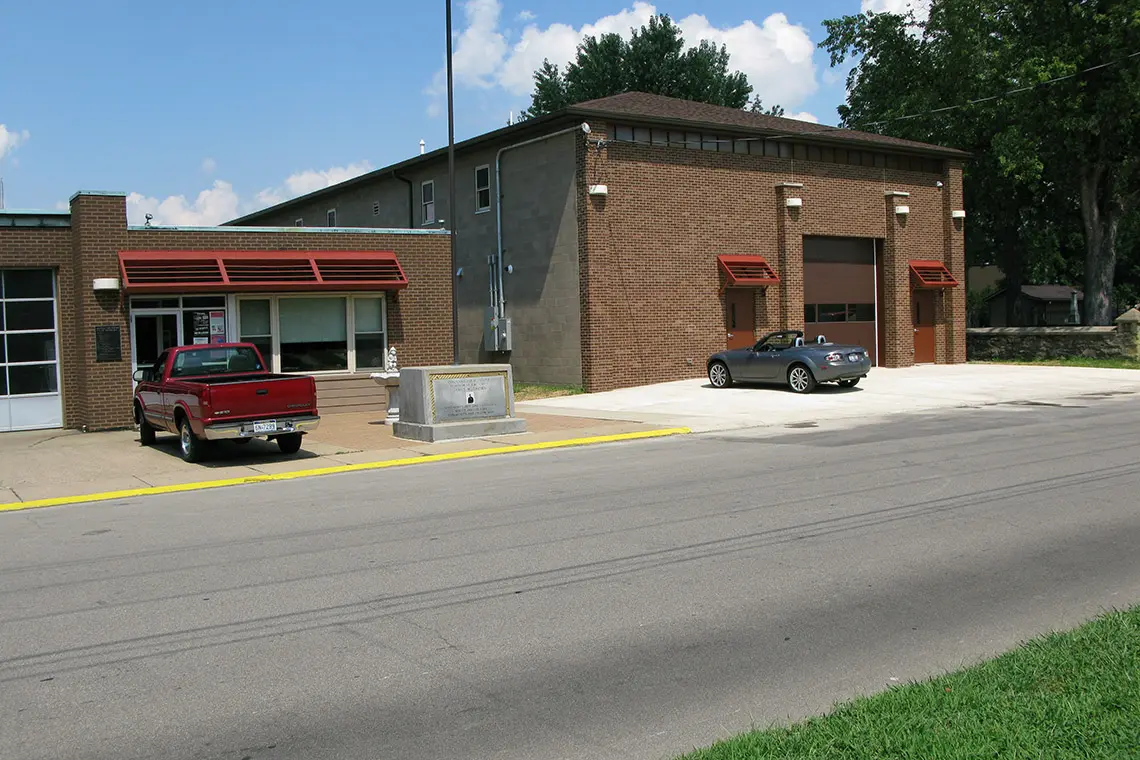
top-left (518, 363), bottom-right (1140, 432)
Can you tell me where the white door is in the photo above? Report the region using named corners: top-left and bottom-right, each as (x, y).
top-left (1, 269), bottom-right (63, 432)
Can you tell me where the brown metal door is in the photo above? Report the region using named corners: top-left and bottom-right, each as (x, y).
top-left (725, 289), bottom-right (755, 349)
top-left (912, 290), bottom-right (935, 363)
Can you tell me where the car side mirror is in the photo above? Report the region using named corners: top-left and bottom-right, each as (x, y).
top-left (133, 369), bottom-right (146, 382)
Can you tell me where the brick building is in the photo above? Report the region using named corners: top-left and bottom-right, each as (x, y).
top-left (232, 92), bottom-right (968, 393)
top-left (0, 192), bottom-right (451, 432)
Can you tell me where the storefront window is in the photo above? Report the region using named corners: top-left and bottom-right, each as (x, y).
top-left (238, 299), bottom-right (273, 364)
top-left (279, 297), bottom-right (348, 372)
top-left (353, 298), bottom-right (386, 369)
top-left (235, 294), bottom-right (386, 374)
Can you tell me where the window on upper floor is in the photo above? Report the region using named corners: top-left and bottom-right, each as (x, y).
top-left (421, 181), bottom-right (436, 225)
top-left (294, 218), bottom-right (304, 227)
top-left (475, 165), bottom-right (491, 213)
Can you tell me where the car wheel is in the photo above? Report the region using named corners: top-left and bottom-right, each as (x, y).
top-left (838, 378), bottom-right (860, 389)
top-left (179, 418), bottom-right (204, 463)
top-left (137, 409), bottom-right (156, 446)
top-left (276, 433), bottom-right (303, 455)
top-left (787, 364), bottom-right (817, 394)
top-left (708, 361), bottom-right (733, 388)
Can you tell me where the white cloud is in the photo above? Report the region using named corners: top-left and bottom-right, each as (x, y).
top-left (54, 201), bottom-right (69, 211)
top-left (453, 0), bottom-right (508, 88)
top-left (434, 1), bottom-right (818, 111)
top-left (786, 111), bottom-right (819, 123)
top-left (201, 157), bottom-right (217, 174)
top-left (517, 10), bottom-right (535, 21)
top-left (0, 124), bottom-right (31, 161)
top-left (126, 161), bottom-right (373, 227)
top-left (127, 180), bottom-right (241, 227)
top-left (861, 0), bottom-right (931, 23)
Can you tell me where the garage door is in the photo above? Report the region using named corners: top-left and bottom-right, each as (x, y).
top-left (803, 237), bottom-right (878, 365)
top-left (0, 269), bottom-right (62, 432)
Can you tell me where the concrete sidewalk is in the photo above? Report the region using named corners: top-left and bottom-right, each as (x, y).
top-left (0, 412), bottom-right (667, 506)
top-left (517, 363), bottom-right (1140, 432)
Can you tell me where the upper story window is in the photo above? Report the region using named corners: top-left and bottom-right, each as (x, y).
top-left (326, 209), bottom-right (336, 227)
top-left (475, 165), bottom-right (491, 213)
top-left (294, 218), bottom-right (304, 227)
top-left (422, 181), bottom-right (436, 225)
top-left (608, 122), bottom-right (944, 174)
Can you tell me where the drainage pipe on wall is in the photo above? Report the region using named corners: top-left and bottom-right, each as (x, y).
top-left (493, 123), bottom-right (592, 328)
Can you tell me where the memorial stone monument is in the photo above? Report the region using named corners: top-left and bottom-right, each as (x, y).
top-left (392, 363), bottom-right (526, 442)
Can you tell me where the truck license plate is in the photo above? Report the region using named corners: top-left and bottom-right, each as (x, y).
top-left (252, 421), bottom-right (278, 434)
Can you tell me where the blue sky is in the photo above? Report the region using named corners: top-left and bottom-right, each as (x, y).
top-left (0, 0), bottom-right (926, 225)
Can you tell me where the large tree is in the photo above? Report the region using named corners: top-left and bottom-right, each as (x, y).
top-left (522, 15), bottom-right (759, 118)
top-left (823, 0), bottom-right (1140, 324)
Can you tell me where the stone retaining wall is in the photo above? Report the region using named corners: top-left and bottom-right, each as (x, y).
top-left (967, 325), bottom-right (1139, 362)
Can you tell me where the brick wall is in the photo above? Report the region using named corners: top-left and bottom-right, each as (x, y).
top-left (577, 126), bottom-right (965, 392)
top-left (2, 193), bottom-right (453, 432)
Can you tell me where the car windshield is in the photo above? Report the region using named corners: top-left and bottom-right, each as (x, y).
top-left (169, 346), bottom-right (264, 377)
top-left (763, 333), bottom-right (798, 351)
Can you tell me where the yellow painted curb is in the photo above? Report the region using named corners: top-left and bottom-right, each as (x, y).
top-left (0, 427), bottom-right (691, 513)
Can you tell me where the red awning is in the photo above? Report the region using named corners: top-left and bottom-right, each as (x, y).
top-left (909, 260), bottom-right (959, 288)
top-left (717, 254), bottom-right (779, 288)
top-left (118, 250), bottom-right (409, 293)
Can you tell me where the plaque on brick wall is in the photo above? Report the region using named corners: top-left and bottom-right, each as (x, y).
top-left (95, 325), bottom-right (122, 362)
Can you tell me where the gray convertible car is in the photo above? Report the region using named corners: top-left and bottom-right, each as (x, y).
top-left (707, 330), bottom-right (871, 393)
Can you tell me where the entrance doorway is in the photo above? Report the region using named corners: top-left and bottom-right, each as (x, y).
top-left (132, 312), bottom-right (180, 375)
top-left (724, 289), bottom-right (755, 349)
top-left (912, 290), bottom-right (935, 363)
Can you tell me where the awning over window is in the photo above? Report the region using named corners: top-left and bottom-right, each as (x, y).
top-left (717, 254), bottom-right (780, 287)
top-left (909, 260), bottom-right (959, 288)
top-left (118, 250), bottom-right (409, 293)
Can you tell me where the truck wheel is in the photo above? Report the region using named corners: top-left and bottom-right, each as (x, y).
top-left (179, 418), bottom-right (205, 463)
top-left (276, 433), bottom-right (303, 455)
top-left (138, 412), bottom-right (156, 446)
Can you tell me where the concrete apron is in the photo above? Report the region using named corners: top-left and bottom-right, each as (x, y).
top-left (517, 364), bottom-right (1140, 433)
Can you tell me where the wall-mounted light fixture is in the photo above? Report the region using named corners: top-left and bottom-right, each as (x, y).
top-left (92, 277), bottom-right (120, 291)
top-left (951, 210), bottom-right (966, 219)
top-left (588, 184), bottom-right (608, 196)
top-left (895, 205), bottom-right (911, 216)
top-left (785, 197), bottom-right (803, 208)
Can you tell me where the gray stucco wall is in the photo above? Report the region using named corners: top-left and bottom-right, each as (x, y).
top-left (233, 131), bottom-right (583, 386)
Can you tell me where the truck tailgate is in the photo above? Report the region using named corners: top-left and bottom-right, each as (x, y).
top-left (206, 376), bottom-right (315, 420)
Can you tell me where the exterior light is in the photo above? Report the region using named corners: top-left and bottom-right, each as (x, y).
top-left (895, 205), bottom-right (910, 215)
top-left (951, 210), bottom-right (966, 219)
top-left (92, 278), bottom-right (120, 291)
top-left (786, 197), bottom-right (803, 208)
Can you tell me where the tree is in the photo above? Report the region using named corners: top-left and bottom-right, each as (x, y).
top-left (522, 14), bottom-right (771, 119)
top-left (749, 95), bottom-right (785, 117)
top-left (822, 0), bottom-right (1140, 324)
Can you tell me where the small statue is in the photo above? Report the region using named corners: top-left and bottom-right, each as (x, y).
top-left (384, 346), bottom-right (398, 373)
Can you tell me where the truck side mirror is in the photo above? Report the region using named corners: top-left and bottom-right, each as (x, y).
top-left (133, 369), bottom-right (145, 382)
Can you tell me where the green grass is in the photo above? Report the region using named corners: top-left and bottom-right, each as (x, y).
top-left (679, 607), bottom-right (1140, 760)
top-left (975, 357), bottom-right (1140, 370)
top-left (512, 382), bottom-right (585, 402)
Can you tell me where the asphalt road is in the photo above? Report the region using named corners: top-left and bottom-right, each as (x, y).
top-left (3, 395), bottom-right (1140, 760)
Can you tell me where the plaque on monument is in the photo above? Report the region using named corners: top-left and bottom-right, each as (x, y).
top-left (94, 325), bottom-right (122, 363)
top-left (431, 373), bottom-right (509, 423)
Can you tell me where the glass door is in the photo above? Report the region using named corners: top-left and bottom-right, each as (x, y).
top-left (132, 312), bottom-right (181, 376)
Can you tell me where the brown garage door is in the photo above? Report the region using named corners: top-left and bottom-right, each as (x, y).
top-left (803, 237), bottom-right (878, 364)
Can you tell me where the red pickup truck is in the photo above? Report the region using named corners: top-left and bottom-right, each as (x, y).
top-left (132, 343), bottom-right (320, 462)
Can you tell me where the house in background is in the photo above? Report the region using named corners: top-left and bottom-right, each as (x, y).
top-left (985, 285), bottom-right (1082, 326)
